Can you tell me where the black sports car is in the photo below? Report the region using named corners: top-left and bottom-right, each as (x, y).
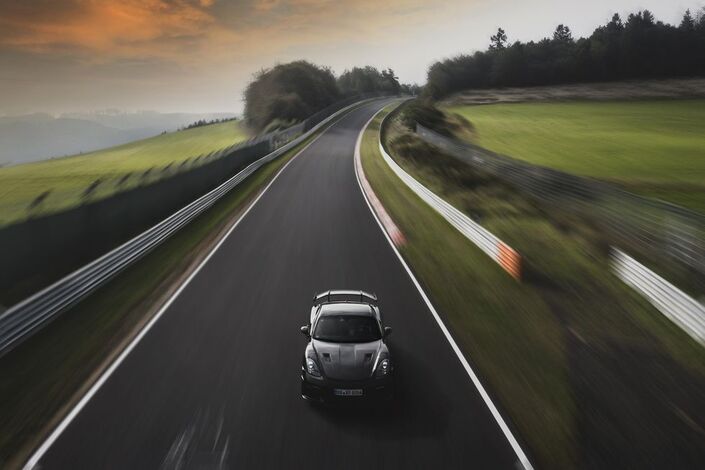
top-left (300, 290), bottom-right (394, 402)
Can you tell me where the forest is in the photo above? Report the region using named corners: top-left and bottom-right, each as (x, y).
top-left (425, 9), bottom-right (705, 98)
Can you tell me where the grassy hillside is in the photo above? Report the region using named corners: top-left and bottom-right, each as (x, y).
top-left (445, 100), bottom-right (705, 212)
top-left (374, 103), bottom-right (705, 468)
top-left (0, 120), bottom-right (249, 226)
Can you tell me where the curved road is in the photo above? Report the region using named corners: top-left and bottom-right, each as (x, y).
top-left (34, 100), bottom-right (521, 469)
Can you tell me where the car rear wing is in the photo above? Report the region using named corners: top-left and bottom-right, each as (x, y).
top-left (313, 289), bottom-right (378, 306)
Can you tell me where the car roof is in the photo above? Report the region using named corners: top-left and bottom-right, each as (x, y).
top-left (319, 303), bottom-right (375, 317)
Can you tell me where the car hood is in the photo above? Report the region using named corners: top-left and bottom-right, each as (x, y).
top-left (312, 339), bottom-right (382, 380)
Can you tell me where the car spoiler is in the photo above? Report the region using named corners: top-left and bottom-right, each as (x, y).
top-left (313, 289), bottom-right (378, 306)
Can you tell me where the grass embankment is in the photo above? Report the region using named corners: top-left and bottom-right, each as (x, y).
top-left (446, 100), bottom-right (705, 212)
top-left (0, 120), bottom-right (249, 226)
top-left (0, 129), bottom-right (314, 469)
top-left (363, 104), bottom-right (705, 469)
top-left (361, 107), bottom-right (573, 467)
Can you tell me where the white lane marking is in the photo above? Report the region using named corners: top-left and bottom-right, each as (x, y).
top-left (353, 107), bottom-right (534, 470)
top-left (24, 104), bottom-right (372, 470)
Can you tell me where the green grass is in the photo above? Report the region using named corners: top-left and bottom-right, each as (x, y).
top-left (0, 130), bottom-right (312, 469)
top-left (366, 104), bottom-right (705, 469)
top-left (446, 100), bottom-right (705, 212)
top-left (0, 120), bottom-right (249, 225)
top-left (362, 106), bottom-right (575, 468)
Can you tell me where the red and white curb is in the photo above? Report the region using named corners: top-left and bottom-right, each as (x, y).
top-left (353, 115), bottom-right (406, 247)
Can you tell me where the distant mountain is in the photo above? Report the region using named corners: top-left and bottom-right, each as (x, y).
top-left (0, 111), bottom-right (237, 166)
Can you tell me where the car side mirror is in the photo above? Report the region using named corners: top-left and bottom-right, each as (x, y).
top-left (300, 325), bottom-right (310, 337)
top-left (384, 326), bottom-right (392, 338)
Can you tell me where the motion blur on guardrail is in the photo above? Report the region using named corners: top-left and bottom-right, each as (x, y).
top-left (416, 124), bottom-right (705, 278)
top-left (0, 93), bottom-right (386, 227)
top-left (0, 94), bottom-right (392, 355)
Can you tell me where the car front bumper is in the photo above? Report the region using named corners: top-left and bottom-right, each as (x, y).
top-left (301, 371), bottom-right (393, 403)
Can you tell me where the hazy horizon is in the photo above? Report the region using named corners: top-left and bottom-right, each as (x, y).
top-left (1, 0), bottom-right (701, 115)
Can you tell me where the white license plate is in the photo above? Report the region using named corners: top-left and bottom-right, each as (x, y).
top-left (334, 388), bottom-right (363, 397)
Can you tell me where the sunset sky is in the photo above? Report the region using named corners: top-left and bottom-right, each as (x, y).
top-left (0, 0), bottom-right (701, 115)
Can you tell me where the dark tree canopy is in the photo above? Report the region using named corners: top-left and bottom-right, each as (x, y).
top-left (425, 8), bottom-right (705, 99)
top-left (553, 24), bottom-right (573, 42)
top-left (681, 9), bottom-right (695, 31)
top-left (244, 61), bottom-right (412, 131)
top-left (244, 61), bottom-right (340, 131)
top-left (337, 66), bottom-right (401, 95)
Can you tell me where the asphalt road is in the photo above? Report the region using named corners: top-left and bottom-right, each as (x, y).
top-left (35, 100), bottom-right (520, 469)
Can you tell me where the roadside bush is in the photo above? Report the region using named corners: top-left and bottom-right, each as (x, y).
top-left (399, 101), bottom-right (448, 135)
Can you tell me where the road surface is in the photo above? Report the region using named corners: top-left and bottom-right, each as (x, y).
top-left (34, 100), bottom-right (521, 469)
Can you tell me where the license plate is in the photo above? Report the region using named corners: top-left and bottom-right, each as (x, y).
top-left (334, 388), bottom-right (363, 397)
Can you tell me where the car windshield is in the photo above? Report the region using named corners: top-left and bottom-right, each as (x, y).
top-left (313, 315), bottom-right (381, 343)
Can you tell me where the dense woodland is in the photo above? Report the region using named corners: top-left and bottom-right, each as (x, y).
top-left (337, 66), bottom-right (402, 95)
top-left (425, 9), bottom-right (705, 99)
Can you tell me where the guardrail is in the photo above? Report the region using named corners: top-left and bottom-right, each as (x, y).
top-left (377, 114), bottom-right (521, 279)
top-left (0, 127), bottom-right (276, 229)
top-left (0, 96), bottom-right (387, 356)
top-left (412, 123), bottom-right (704, 346)
top-left (416, 124), bottom-right (705, 278)
top-left (612, 249), bottom-right (705, 345)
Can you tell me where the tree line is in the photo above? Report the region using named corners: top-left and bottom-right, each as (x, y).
top-left (244, 61), bottom-right (417, 132)
top-left (180, 117), bottom-right (238, 131)
top-left (425, 8), bottom-right (705, 99)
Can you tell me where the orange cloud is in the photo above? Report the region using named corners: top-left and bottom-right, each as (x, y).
top-left (0, 0), bottom-right (465, 71)
top-left (0, 0), bottom-right (219, 58)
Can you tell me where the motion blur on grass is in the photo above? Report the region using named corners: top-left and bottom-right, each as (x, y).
top-left (0, 120), bottom-right (248, 226)
top-left (1, 2), bottom-right (705, 469)
top-left (367, 99), bottom-right (705, 469)
top-left (446, 99), bottom-right (705, 212)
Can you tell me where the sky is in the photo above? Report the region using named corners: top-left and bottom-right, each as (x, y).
top-left (0, 0), bottom-right (701, 115)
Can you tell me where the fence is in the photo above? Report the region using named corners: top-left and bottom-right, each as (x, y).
top-left (0, 140), bottom-right (270, 294)
top-left (0, 96), bottom-right (390, 355)
top-left (416, 124), bottom-right (705, 277)
top-left (0, 134), bottom-right (276, 228)
top-left (0, 93), bottom-right (388, 229)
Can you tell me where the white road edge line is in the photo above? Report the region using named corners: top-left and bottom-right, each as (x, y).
top-left (23, 103), bottom-right (367, 470)
top-left (353, 104), bottom-right (534, 470)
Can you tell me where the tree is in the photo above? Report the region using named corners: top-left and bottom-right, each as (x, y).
top-left (423, 8), bottom-right (705, 100)
top-left (244, 61), bottom-right (339, 131)
top-left (642, 9), bottom-right (655, 26)
top-left (381, 68), bottom-right (401, 93)
top-left (490, 28), bottom-right (508, 50)
top-left (553, 24), bottom-right (573, 42)
top-left (680, 9), bottom-right (695, 31)
top-left (337, 66), bottom-right (401, 95)
top-left (697, 8), bottom-right (705, 31)
top-left (607, 13), bottom-right (624, 32)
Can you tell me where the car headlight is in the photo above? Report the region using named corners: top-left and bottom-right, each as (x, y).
top-left (306, 357), bottom-right (321, 377)
top-left (374, 358), bottom-right (391, 378)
